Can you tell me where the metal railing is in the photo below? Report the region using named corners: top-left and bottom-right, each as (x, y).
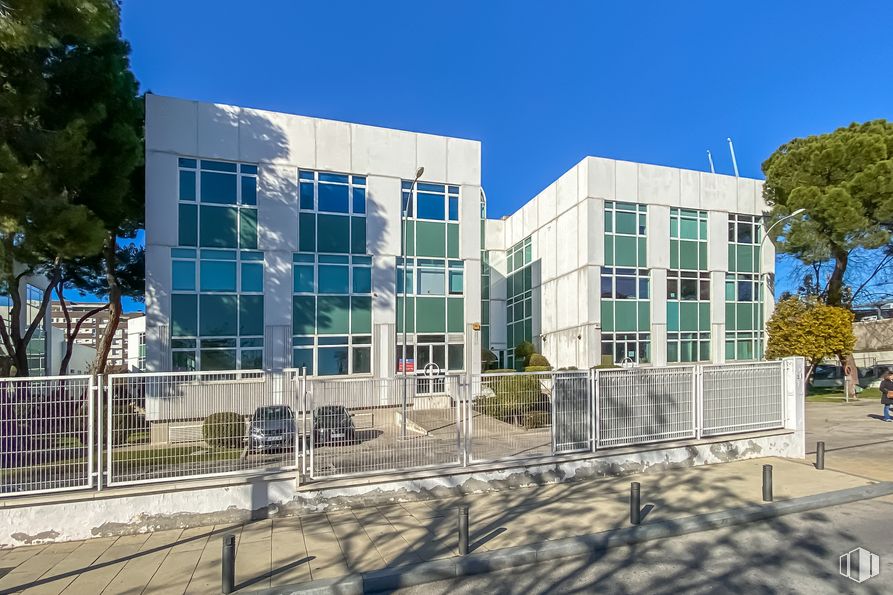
top-left (701, 361), bottom-right (785, 437)
top-left (0, 360), bottom-right (796, 497)
top-left (0, 375), bottom-right (94, 496)
top-left (307, 375), bottom-right (462, 479)
top-left (104, 370), bottom-right (304, 486)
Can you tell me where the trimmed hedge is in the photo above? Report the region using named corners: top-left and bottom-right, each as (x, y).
top-left (524, 365), bottom-right (552, 372)
top-left (477, 374), bottom-right (546, 425)
top-left (527, 353), bottom-right (551, 369)
top-left (203, 412), bottom-right (245, 448)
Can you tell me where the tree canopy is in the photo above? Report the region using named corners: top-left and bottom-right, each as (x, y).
top-left (766, 297), bottom-right (855, 369)
top-left (0, 0), bottom-right (143, 376)
top-left (762, 120), bottom-right (893, 306)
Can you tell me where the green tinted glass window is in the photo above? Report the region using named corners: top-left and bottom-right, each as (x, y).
top-left (200, 206), bottom-right (238, 248)
top-left (293, 296), bottom-right (316, 334)
top-left (239, 209), bottom-right (258, 249)
top-left (239, 295), bottom-right (264, 335)
top-left (200, 171), bottom-right (237, 204)
top-left (171, 294), bottom-right (198, 337)
top-left (299, 213), bottom-right (315, 252)
top-left (317, 296), bottom-right (350, 334)
top-left (199, 295), bottom-right (238, 336)
top-left (351, 296), bottom-right (372, 333)
top-left (317, 215), bottom-right (350, 253)
top-left (179, 204), bottom-right (198, 246)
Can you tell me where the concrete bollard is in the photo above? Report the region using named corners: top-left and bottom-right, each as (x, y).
top-left (762, 464), bottom-right (773, 502)
top-left (458, 505), bottom-right (469, 555)
top-left (630, 482), bottom-right (641, 525)
top-left (222, 533), bottom-right (235, 594)
top-left (816, 441), bottom-right (825, 470)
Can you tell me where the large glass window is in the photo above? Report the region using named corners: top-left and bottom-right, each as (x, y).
top-left (292, 254), bottom-right (372, 375)
top-left (726, 214), bottom-right (764, 360)
top-left (602, 202), bottom-right (650, 364)
top-left (667, 208), bottom-right (709, 363)
top-left (397, 258), bottom-right (464, 337)
top-left (298, 170), bottom-right (366, 255)
top-left (179, 159), bottom-right (258, 250)
top-left (506, 236), bottom-right (533, 369)
top-left (170, 247), bottom-right (264, 370)
top-left (401, 180), bottom-right (460, 260)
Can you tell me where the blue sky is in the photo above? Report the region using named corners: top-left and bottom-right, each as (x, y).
top-left (121, 0), bottom-right (893, 306)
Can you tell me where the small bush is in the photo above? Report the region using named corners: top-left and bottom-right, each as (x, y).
top-left (522, 411), bottom-right (550, 429)
top-left (477, 374), bottom-right (543, 424)
top-left (527, 353), bottom-right (551, 369)
top-left (203, 412), bottom-right (245, 448)
top-left (515, 341), bottom-right (535, 366)
top-left (524, 365), bottom-right (552, 372)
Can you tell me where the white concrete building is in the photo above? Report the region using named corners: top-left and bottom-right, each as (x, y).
top-left (145, 95), bottom-right (773, 376)
top-left (145, 94), bottom-right (483, 379)
top-left (485, 157), bottom-right (773, 369)
top-left (126, 314), bottom-right (146, 371)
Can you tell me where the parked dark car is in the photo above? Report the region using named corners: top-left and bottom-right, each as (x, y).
top-left (248, 405), bottom-right (296, 452)
top-left (314, 405), bottom-right (356, 445)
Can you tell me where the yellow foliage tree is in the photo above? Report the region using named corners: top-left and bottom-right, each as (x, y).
top-left (766, 297), bottom-right (855, 376)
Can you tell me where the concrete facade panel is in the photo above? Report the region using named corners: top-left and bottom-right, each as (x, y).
top-left (145, 95), bottom-right (197, 154)
top-left (196, 102), bottom-right (240, 160)
top-left (638, 163), bottom-right (680, 207)
top-left (315, 119), bottom-right (352, 173)
top-left (257, 164), bottom-right (299, 252)
top-left (416, 134), bottom-right (448, 183)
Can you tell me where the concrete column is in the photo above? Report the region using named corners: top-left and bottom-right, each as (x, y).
top-left (710, 270), bottom-right (726, 363)
top-left (783, 356), bottom-right (806, 457)
top-left (650, 268), bottom-right (668, 366)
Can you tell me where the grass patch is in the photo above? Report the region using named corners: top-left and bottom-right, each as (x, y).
top-left (807, 386), bottom-right (881, 403)
top-left (111, 445), bottom-right (244, 466)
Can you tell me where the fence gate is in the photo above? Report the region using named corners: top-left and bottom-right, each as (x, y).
top-left (552, 371), bottom-right (592, 453)
top-left (305, 375), bottom-right (463, 479)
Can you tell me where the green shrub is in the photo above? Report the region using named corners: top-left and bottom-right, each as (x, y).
top-left (203, 412), bottom-right (245, 448)
top-left (477, 374), bottom-right (543, 424)
top-left (515, 341), bottom-right (535, 367)
top-left (527, 353), bottom-right (551, 369)
top-left (79, 399), bottom-right (145, 446)
top-left (524, 365), bottom-right (552, 372)
top-left (522, 411), bottom-right (550, 429)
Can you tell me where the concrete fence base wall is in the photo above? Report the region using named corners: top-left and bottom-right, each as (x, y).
top-left (0, 429), bottom-right (800, 548)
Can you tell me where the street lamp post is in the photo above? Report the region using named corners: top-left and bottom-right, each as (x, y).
top-left (401, 166), bottom-right (424, 440)
top-left (759, 208), bottom-right (806, 357)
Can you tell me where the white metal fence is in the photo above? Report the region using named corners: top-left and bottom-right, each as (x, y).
top-left (0, 360), bottom-right (795, 497)
top-left (0, 375), bottom-right (94, 496)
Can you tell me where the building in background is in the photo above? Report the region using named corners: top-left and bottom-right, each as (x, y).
top-left (48, 302), bottom-right (142, 370)
top-left (126, 314), bottom-right (146, 371)
top-left (0, 267), bottom-right (52, 376)
top-left (145, 95), bottom-right (482, 379)
top-left (485, 158), bottom-right (773, 369)
top-left (144, 95), bottom-right (774, 375)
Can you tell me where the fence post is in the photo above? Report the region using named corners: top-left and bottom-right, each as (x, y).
top-left (96, 374), bottom-right (104, 492)
top-left (593, 368), bottom-right (601, 450)
top-left (589, 368), bottom-right (597, 452)
top-left (693, 366), bottom-right (702, 440)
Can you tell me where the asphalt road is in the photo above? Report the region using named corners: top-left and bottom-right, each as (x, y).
top-left (391, 497), bottom-right (893, 595)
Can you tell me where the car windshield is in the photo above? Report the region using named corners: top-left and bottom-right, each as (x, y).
top-left (255, 406), bottom-right (291, 421)
top-left (316, 407), bottom-right (351, 427)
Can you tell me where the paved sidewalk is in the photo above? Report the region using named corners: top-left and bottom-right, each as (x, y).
top-left (0, 456), bottom-right (873, 594)
top-left (806, 399), bottom-right (893, 482)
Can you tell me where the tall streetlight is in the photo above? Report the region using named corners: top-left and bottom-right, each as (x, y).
top-left (401, 166), bottom-right (424, 440)
top-left (759, 208), bottom-right (806, 357)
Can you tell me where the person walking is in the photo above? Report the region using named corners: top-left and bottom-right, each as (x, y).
top-left (880, 371), bottom-right (893, 422)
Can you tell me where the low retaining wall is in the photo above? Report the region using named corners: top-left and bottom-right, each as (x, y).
top-left (0, 429), bottom-right (801, 548)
